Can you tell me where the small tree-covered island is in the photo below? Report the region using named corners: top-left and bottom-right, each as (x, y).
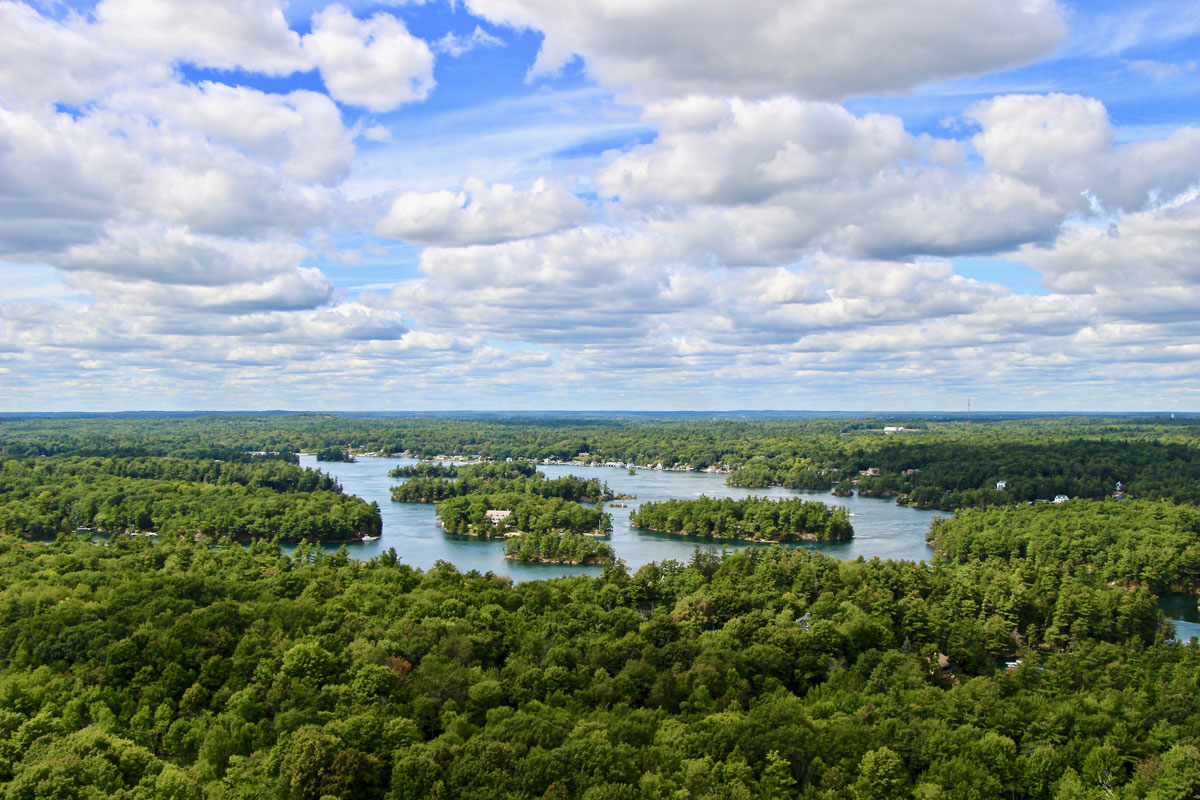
top-left (631, 496), bottom-right (854, 542)
top-left (387, 462), bottom-right (458, 480)
top-left (315, 447), bottom-right (356, 463)
top-left (390, 461), bottom-right (617, 504)
top-left (435, 493), bottom-right (611, 539)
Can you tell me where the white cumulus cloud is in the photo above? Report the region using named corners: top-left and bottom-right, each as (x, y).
top-left (465, 0), bottom-right (1066, 100)
top-left (55, 225), bottom-right (311, 287)
top-left (598, 97), bottom-right (920, 206)
top-left (303, 5), bottom-right (436, 112)
top-left (376, 178), bottom-right (588, 245)
top-left (95, 0), bottom-right (309, 75)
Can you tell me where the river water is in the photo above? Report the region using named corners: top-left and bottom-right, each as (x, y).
top-left (301, 455), bottom-right (942, 577)
top-left (300, 455), bottom-right (1197, 639)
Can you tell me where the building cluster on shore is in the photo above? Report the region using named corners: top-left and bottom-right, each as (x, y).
top-left (377, 450), bottom-right (732, 473)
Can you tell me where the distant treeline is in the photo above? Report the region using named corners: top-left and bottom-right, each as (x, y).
top-left (631, 497), bottom-right (852, 542)
top-left (5, 414), bottom-right (1200, 511)
top-left (0, 457), bottom-right (379, 542)
top-left (5, 412), bottom-right (1197, 470)
top-left (730, 438), bottom-right (1200, 508)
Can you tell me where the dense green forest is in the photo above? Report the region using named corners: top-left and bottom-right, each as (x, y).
top-left (503, 531), bottom-right (616, 565)
top-left (4, 413), bottom-right (1200, 797)
top-left (393, 474), bottom-right (614, 504)
top-left (725, 462), bottom-right (835, 491)
top-left (392, 465), bottom-right (614, 504)
top-left (631, 498), bottom-right (853, 542)
top-left (389, 462), bottom-right (538, 481)
top-left (0, 534), bottom-right (1195, 799)
top-left (928, 500), bottom-right (1200, 594)
top-left (2, 413), bottom-right (1196, 467)
top-left (730, 438), bottom-right (1200, 508)
top-left (315, 448), bottom-right (355, 463)
top-left (0, 457), bottom-right (380, 542)
top-left (4, 413), bottom-right (1199, 511)
top-left (387, 463), bottom-right (459, 480)
top-left (435, 494), bottom-right (610, 538)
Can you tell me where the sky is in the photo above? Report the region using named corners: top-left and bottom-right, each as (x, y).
top-left (1, 0), bottom-right (1199, 412)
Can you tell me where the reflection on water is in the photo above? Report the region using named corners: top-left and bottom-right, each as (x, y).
top-left (297, 456), bottom-right (1197, 633)
top-left (299, 455), bottom-right (942, 580)
top-left (1157, 594), bottom-right (1200, 641)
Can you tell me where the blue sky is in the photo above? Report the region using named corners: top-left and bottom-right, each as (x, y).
top-left (1, 0), bottom-right (1199, 411)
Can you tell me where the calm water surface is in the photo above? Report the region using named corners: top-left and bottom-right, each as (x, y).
top-left (1157, 594), bottom-right (1200, 641)
top-left (300, 455), bottom-right (942, 580)
top-left (300, 456), bottom-right (1196, 632)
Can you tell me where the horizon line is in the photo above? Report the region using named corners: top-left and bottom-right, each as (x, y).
top-left (0, 409), bottom-right (1195, 418)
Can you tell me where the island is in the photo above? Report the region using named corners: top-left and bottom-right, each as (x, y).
top-left (315, 446), bottom-right (356, 463)
top-left (4, 411), bottom-right (1200, 799)
top-left (392, 460), bottom-right (617, 503)
top-left (387, 461), bottom-right (459, 479)
top-left (435, 492), bottom-right (611, 538)
top-left (631, 496), bottom-right (853, 542)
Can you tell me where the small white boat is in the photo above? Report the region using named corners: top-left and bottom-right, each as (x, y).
top-left (361, 535), bottom-right (380, 541)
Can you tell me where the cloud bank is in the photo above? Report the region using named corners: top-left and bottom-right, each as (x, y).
top-left (1, 0), bottom-right (1199, 410)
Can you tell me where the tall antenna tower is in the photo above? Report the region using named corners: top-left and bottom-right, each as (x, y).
top-left (967, 398), bottom-right (971, 422)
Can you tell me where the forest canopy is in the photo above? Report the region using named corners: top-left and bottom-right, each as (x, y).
top-left (503, 531), bottom-right (616, 565)
top-left (0, 457), bottom-right (380, 542)
top-left (928, 499), bottom-right (1200, 594)
top-left (4, 413), bottom-right (1198, 511)
top-left (631, 497), bottom-right (853, 542)
top-left (435, 493), bottom-right (610, 538)
top-left (0, 533), bottom-right (1191, 799)
top-left (4, 413), bottom-right (1200, 797)
top-left (391, 462), bottom-right (613, 504)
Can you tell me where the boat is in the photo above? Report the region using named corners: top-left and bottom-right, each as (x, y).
top-left (361, 535), bottom-right (380, 541)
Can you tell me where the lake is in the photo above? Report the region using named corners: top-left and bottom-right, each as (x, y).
top-left (300, 455), bottom-right (943, 578)
top-left (1157, 594), bottom-right (1200, 642)
top-left (300, 455), bottom-right (1196, 635)
top-left (292, 455), bottom-right (1200, 638)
